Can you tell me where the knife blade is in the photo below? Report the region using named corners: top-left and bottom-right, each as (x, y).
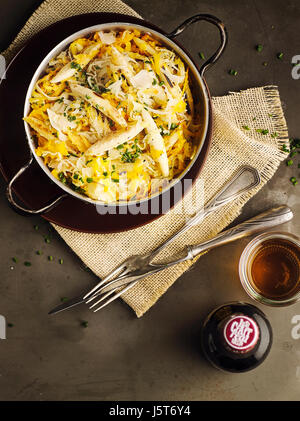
top-left (48, 295), bottom-right (86, 315)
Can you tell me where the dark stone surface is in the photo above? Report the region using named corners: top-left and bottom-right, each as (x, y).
top-left (0, 0), bottom-right (299, 400)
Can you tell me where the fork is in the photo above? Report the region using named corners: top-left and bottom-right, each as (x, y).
top-left (49, 165), bottom-right (261, 315)
top-left (83, 166), bottom-right (261, 304)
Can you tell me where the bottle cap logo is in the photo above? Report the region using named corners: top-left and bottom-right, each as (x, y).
top-left (224, 315), bottom-right (259, 351)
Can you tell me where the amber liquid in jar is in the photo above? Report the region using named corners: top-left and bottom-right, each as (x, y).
top-left (250, 238), bottom-right (300, 300)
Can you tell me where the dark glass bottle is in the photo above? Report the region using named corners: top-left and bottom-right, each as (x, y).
top-left (201, 302), bottom-right (273, 373)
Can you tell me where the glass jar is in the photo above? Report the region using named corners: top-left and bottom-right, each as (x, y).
top-left (239, 231), bottom-right (300, 307)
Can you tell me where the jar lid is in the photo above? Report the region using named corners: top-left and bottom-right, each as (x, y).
top-left (223, 315), bottom-right (259, 351)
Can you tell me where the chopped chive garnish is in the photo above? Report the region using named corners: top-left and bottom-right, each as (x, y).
top-left (286, 159), bottom-right (293, 166)
top-left (159, 81), bottom-right (164, 86)
top-left (7, 323), bottom-right (14, 328)
top-left (59, 259), bottom-right (63, 265)
top-left (277, 52), bottom-right (284, 59)
top-left (44, 236), bottom-right (51, 244)
top-left (24, 261), bottom-right (31, 267)
top-left (271, 132), bottom-right (278, 138)
top-left (262, 61), bottom-right (268, 66)
top-left (228, 69), bottom-right (238, 76)
top-left (86, 178), bottom-right (93, 183)
top-left (282, 144), bottom-right (290, 153)
top-left (290, 177), bottom-right (298, 186)
top-left (34, 225), bottom-right (39, 231)
top-left (152, 79), bottom-right (157, 85)
top-left (60, 297), bottom-right (68, 302)
top-left (48, 256), bottom-right (54, 261)
top-left (81, 320), bottom-right (89, 328)
top-left (256, 128), bottom-right (269, 135)
top-left (256, 44), bottom-right (263, 52)
top-left (103, 171), bottom-right (108, 177)
top-left (12, 257), bottom-right (18, 263)
top-left (111, 178), bottom-right (119, 183)
top-left (198, 52), bottom-right (205, 59)
top-left (242, 125), bottom-right (250, 130)
top-left (58, 172), bottom-right (67, 183)
top-left (290, 151), bottom-right (297, 158)
top-left (36, 250), bottom-right (42, 255)
top-left (291, 138), bottom-right (300, 148)
top-left (70, 61), bottom-right (82, 71)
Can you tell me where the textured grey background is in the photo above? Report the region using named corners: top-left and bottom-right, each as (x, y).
top-left (0, 0), bottom-right (300, 401)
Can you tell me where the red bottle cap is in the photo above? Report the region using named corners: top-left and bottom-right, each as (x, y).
top-left (223, 315), bottom-right (259, 351)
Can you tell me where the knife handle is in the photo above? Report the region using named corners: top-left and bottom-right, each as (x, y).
top-left (189, 205), bottom-right (293, 257)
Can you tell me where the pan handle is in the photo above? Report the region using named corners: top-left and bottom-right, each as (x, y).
top-left (168, 14), bottom-right (227, 77)
top-left (6, 154), bottom-right (67, 216)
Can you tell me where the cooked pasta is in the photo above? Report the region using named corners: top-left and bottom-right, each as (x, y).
top-left (24, 29), bottom-right (200, 202)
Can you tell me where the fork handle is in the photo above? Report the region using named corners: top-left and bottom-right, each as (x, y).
top-left (189, 205), bottom-right (293, 258)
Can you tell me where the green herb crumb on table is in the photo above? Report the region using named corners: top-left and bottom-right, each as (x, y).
top-left (285, 139), bottom-right (300, 186)
top-left (81, 321), bottom-right (89, 328)
top-left (290, 177), bottom-right (298, 186)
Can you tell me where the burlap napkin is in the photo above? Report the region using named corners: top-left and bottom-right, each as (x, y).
top-left (2, 0), bottom-right (289, 317)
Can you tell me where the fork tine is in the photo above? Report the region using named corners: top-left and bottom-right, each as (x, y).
top-left (88, 263), bottom-right (167, 310)
top-left (88, 288), bottom-right (117, 309)
top-left (85, 276), bottom-right (125, 304)
top-left (86, 271), bottom-right (136, 301)
top-left (83, 263), bottom-right (127, 299)
top-left (92, 280), bottom-right (138, 312)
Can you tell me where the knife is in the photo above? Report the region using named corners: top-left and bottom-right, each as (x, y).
top-left (48, 205), bottom-right (293, 315)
